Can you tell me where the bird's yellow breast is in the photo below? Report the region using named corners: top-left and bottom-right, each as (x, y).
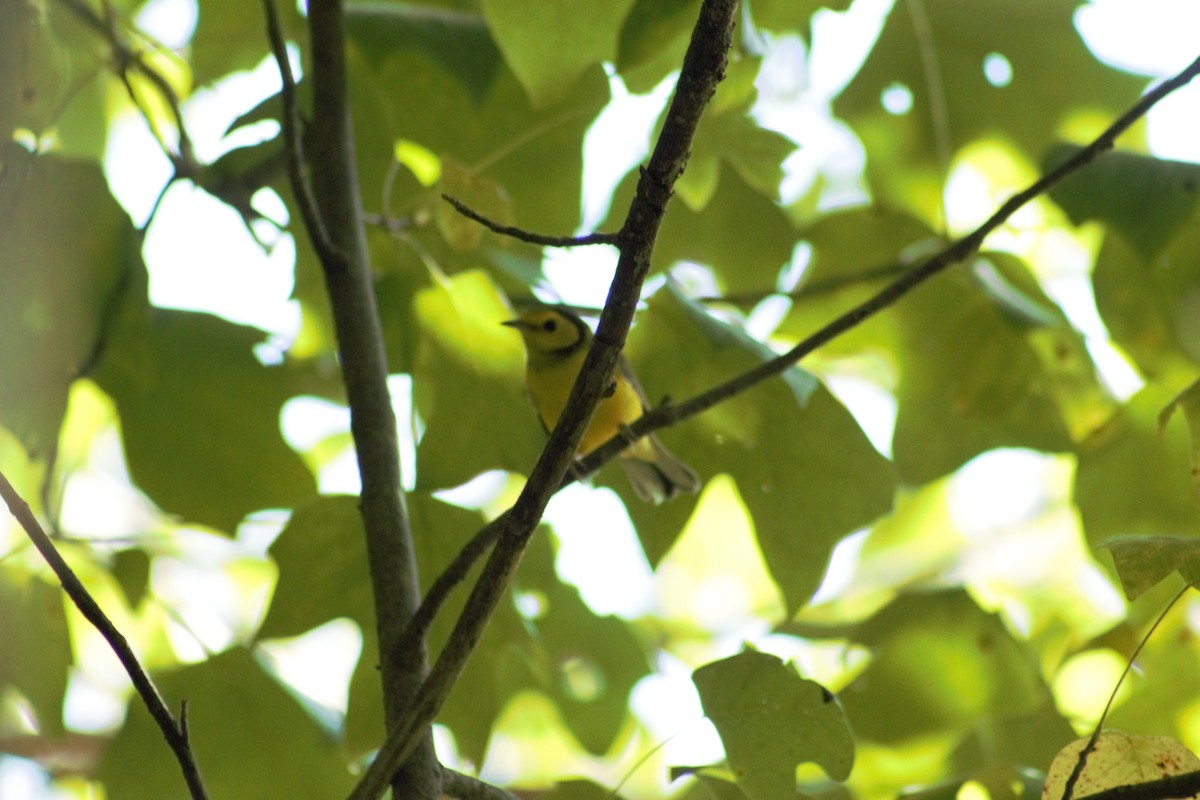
top-left (527, 354), bottom-right (653, 459)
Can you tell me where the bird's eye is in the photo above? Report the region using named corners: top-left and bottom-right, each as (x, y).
top-left (543, 319), bottom-right (557, 332)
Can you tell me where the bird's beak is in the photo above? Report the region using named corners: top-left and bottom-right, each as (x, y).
top-left (501, 319), bottom-right (524, 329)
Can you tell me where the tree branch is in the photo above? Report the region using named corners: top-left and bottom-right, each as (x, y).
top-left (346, 3), bottom-right (740, 799)
top-left (576, 52), bottom-right (1200, 477)
top-left (1075, 770), bottom-right (1200, 800)
top-left (265, 0), bottom-right (439, 796)
top-left (441, 194), bottom-right (620, 247)
top-left (440, 766), bottom-right (519, 800)
top-left (0, 471), bottom-right (210, 800)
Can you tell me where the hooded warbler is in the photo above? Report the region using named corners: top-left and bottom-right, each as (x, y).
top-left (504, 306), bottom-right (700, 503)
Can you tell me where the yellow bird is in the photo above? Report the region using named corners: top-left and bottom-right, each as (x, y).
top-left (503, 306), bottom-right (700, 503)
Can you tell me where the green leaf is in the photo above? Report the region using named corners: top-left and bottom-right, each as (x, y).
top-left (436, 157), bottom-right (515, 253)
top-left (891, 271), bottom-right (1072, 484)
top-left (1043, 733), bottom-right (1200, 800)
top-left (0, 3), bottom-right (69, 139)
top-left (839, 591), bottom-right (1055, 744)
top-left (0, 151), bottom-right (133, 457)
top-left (1160, 378), bottom-right (1200, 492)
top-left (1046, 147), bottom-right (1200, 263)
top-left (541, 779), bottom-right (627, 800)
top-left (1091, 209), bottom-right (1200, 379)
top-left (513, 531), bottom-right (650, 755)
top-left (834, 0), bottom-right (1144, 219)
top-left (112, 548), bottom-right (152, 608)
top-left (619, 166), bottom-right (798, 293)
top-left (673, 57), bottom-right (795, 210)
top-left (346, 3), bottom-right (503, 103)
top-left (693, 650), bottom-right (854, 800)
top-left (693, 773), bottom-right (752, 800)
top-left (97, 649), bottom-right (355, 799)
top-left (412, 494), bottom-right (533, 764)
top-left (748, 0), bottom-right (854, 39)
top-left (350, 48), bottom-right (609, 255)
top-left (616, 288), bottom-right (895, 614)
top-left (481, 0), bottom-right (636, 107)
top-left (1074, 386), bottom-right (1200, 546)
top-left (192, 0), bottom-right (299, 83)
top-left (615, 0), bottom-right (697, 92)
top-left (267, 493), bottom-right (533, 763)
top-left (258, 496), bottom-right (372, 641)
top-left (94, 306), bottom-right (316, 534)
top-left (1100, 536), bottom-right (1200, 601)
top-left (0, 565), bottom-right (72, 738)
top-left (412, 270), bottom-right (544, 491)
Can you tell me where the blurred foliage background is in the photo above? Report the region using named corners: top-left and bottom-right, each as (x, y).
top-left (3, 0), bottom-right (1200, 798)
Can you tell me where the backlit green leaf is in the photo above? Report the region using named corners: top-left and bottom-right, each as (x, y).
top-left (694, 649), bottom-right (854, 800)
top-left (98, 649), bottom-right (355, 799)
top-left (835, 0), bottom-right (1144, 220)
top-left (615, 289), bottom-right (895, 613)
top-left (481, 0), bottom-right (636, 108)
top-left (94, 306), bottom-right (316, 534)
top-left (0, 151), bottom-right (132, 457)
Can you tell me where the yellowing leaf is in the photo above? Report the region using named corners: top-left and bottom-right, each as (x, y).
top-left (1041, 732), bottom-right (1200, 800)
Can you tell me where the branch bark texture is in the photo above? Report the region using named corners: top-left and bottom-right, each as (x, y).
top-left (270, 0), bottom-right (438, 796)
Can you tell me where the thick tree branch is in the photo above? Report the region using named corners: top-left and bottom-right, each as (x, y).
top-left (265, 0), bottom-right (439, 796)
top-left (346, 3), bottom-right (739, 799)
top-left (577, 52), bottom-right (1200, 477)
top-left (0, 471), bottom-right (210, 800)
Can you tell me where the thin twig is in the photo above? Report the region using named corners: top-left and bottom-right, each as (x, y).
top-left (346, 3), bottom-right (740, 799)
top-left (696, 261), bottom-right (913, 307)
top-left (442, 194), bottom-right (620, 247)
top-left (1060, 586), bottom-right (1190, 800)
top-left (0, 471), bottom-right (210, 800)
top-left (263, 0), bottom-right (344, 269)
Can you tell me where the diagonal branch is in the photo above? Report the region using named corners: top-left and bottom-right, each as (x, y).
top-left (346, 2), bottom-right (740, 798)
top-left (577, 51), bottom-right (1200, 477)
top-left (0, 471), bottom-right (210, 800)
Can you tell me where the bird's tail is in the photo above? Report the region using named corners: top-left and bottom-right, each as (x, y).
top-left (618, 435), bottom-right (701, 504)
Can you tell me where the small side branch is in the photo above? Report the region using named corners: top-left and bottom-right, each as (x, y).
top-left (440, 766), bottom-right (519, 800)
top-left (0, 471), bottom-right (210, 800)
top-left (442, 194), bottom-right (620, 247)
